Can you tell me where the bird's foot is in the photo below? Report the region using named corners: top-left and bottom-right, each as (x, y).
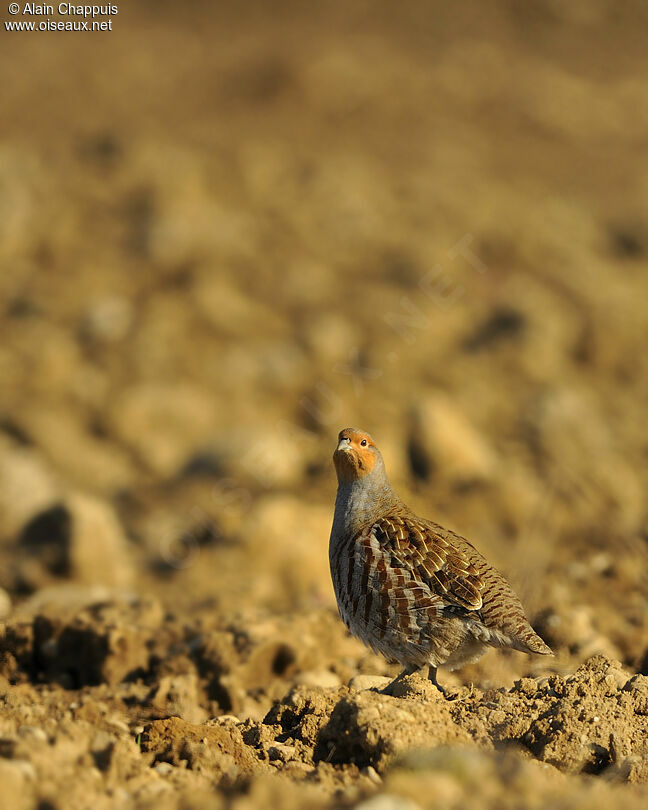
top-left (427, 666), bottom-right (447, 696)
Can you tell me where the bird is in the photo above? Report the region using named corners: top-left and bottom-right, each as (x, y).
top-left (329, 427), bottom-right (552, 693)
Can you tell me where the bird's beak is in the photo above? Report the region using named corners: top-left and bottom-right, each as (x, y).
top-left (336, 438), bottom-right (352, 453)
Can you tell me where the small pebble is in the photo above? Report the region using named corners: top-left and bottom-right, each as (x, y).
top-left (10, 760), bottom-right (37, 781)
top-left (17, 726), bottom-right (47, 743)
top-left (268, 743), bottom-right (297, 763)
top-left (361, 765), bottom-right (382, 784)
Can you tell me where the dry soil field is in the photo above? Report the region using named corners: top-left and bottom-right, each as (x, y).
top-left (1, 1), bottom-right (648, 808)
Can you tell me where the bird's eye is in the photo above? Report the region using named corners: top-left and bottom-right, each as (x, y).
top-left (360, 439), bottom-right (367, 447)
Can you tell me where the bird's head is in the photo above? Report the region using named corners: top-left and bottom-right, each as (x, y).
top-left (333, 427), bottom-right (380, 483)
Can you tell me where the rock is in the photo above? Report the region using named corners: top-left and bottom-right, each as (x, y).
top-left (348, 675), bottom-right (392, 692)
top-left (361, 765), bottom-right (382, 784)
top-left (242, 495), bottom-right (333, 608)
top-left (0, 438), bottom-right (50, 519)
top-left (409, 393), bottom-right (497, 485)
top-left (17, 492), bottom-right (134, 590)
top-left (0, 439), bottom-right (60, 538)
top-left (17, 726), bottom-right (47, 743)
top-left (12, 584), bottom-right (125, 620)
top-left (268, 743), bottom-right (297, 763)
top-left (295, 669), bottom-right (342, 689)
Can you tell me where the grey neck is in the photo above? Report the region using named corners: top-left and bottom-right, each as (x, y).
top-left (331, 475), bottom-right (400, 540)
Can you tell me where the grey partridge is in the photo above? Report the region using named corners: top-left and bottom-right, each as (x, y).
top-left (329, 427), bottom-right (552, 692)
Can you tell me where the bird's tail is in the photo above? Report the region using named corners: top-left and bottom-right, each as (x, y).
top-left (513, 625), bottom-right (553, 656)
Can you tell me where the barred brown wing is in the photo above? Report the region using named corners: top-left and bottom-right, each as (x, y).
top-left (371, 512), bottom-right (485, 611)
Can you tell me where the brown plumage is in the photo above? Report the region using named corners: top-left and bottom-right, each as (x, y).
top-left (329, 427), bottom-right (552, 692)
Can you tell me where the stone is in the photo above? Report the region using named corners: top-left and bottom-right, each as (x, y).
top-left (17, 492), bottom-right (134, 589)
top-left (268, 743), bottom-right (298, 763)
top-left (295, 669), bottom-right (342, 690)
top-left (0, 439), bottom-right (60, 538)
top-left (348, 675), bottom-right (392, 692)
top-left (242, 495), bottom-right (333, 607)
top-left (409, 393), bottom-right (497, 485)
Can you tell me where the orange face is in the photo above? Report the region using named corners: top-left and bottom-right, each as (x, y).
top-left (333, 428), bottom-right (377, 482)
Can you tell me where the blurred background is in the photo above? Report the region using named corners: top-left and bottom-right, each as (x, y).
top-left (1, 0), bottom-right (648, 692)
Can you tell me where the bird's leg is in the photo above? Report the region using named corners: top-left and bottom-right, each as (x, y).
top-left (394, 663), bottom-right (419, 682)
top-left (382, 663), bottom-right (419, 694)
top-left (428, 665), bottom-right (447, 695)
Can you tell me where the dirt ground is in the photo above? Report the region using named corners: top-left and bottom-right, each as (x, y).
top-left (1, 1), bottom-right (648, 808)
